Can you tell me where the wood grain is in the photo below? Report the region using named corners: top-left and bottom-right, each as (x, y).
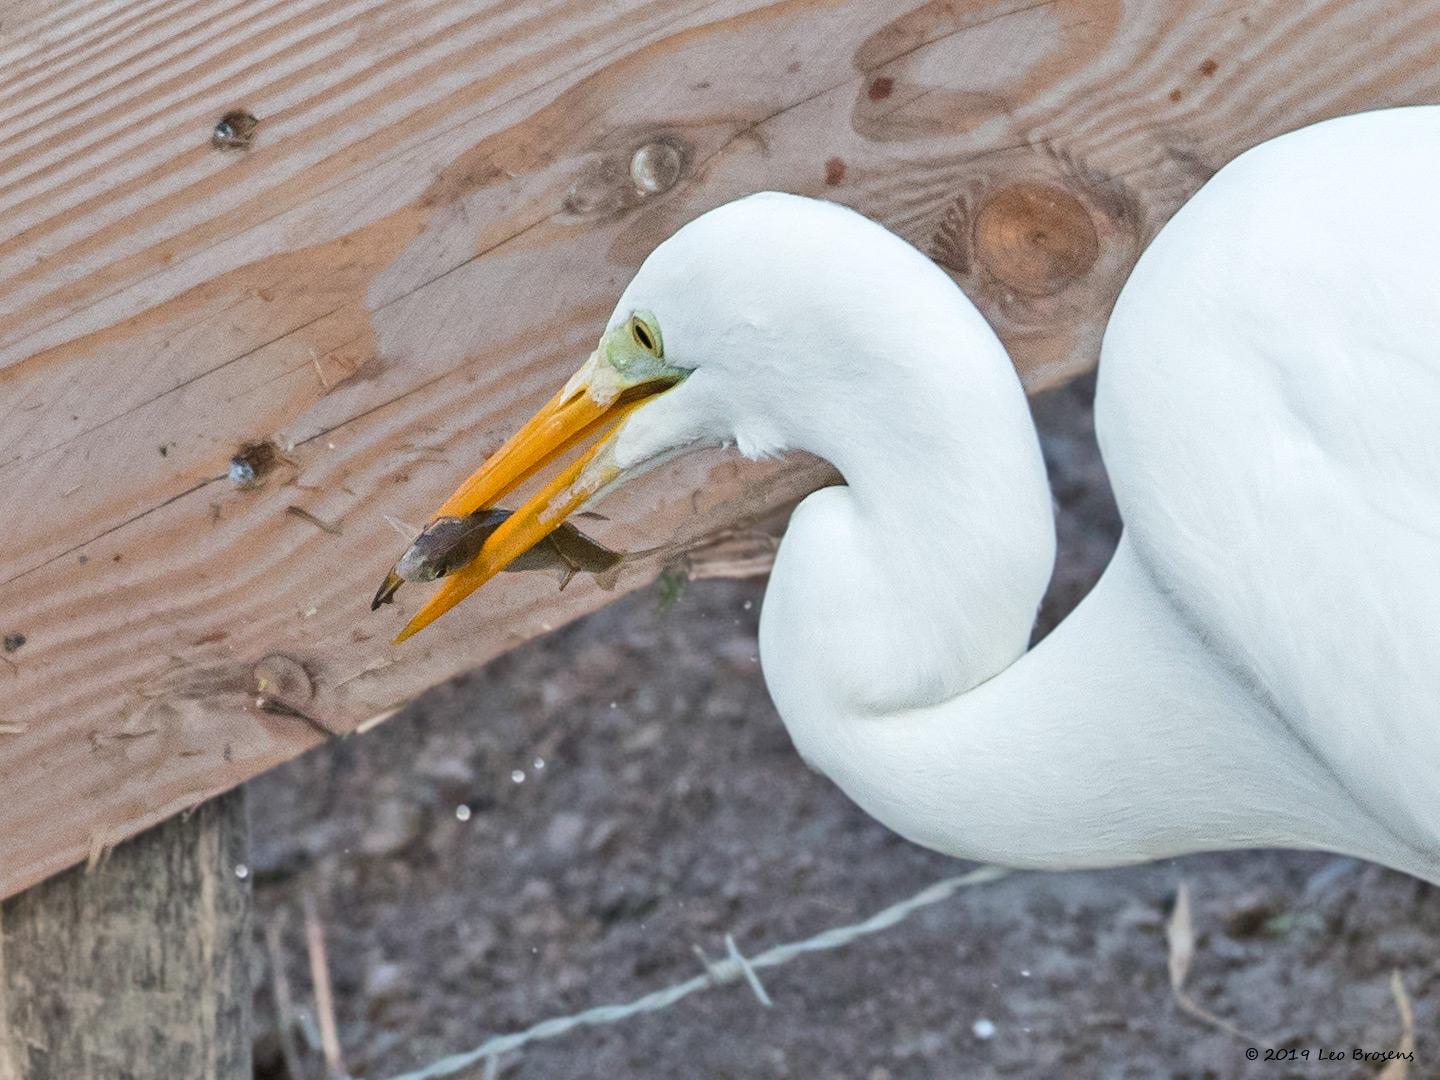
top-left (3, 0), bottom-right (1439, 899)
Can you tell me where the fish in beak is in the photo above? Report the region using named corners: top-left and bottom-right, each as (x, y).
top-left (370, 507), bottom-right (624, 610)
top-left (378, 312), bottom-right (685, 642)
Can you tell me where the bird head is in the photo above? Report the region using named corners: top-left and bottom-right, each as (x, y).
top-left (385, 192), bottom-right (961, 641)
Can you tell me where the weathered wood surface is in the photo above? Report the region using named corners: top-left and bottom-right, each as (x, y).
top-left (2, 0), bottom-right (1439, 899)
top-left (0, 789), bottom-right (251, 1080)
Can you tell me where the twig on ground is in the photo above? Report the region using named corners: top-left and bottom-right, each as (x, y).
top-left (304, 892), bottom-right (348, 1079)
top-left (265, 917), bottom-right (310, 1080)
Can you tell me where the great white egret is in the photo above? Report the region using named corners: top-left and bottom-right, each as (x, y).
top-left (379, 107), bottom-right (1440, 884)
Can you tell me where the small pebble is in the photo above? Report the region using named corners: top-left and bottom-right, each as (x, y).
top-left (973, 1018), bottom-right (996, 1040)
top-left (234, 863), bottom-right (250, 880)
top-left (360, 799), bottom-right (421, 856)
top-left (365, 961), bottom-right (407, 1003)
top-left (532, 756), bottom-right (546, 771)
top-left (455, 804), bottom-right (472, 822)
top-left (544, 812), bottom-right (586, 857)
top-left (511, 769), bottom-right (526, 784)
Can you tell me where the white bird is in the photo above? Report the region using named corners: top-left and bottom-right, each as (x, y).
top-left (382, 107), bottom-right (1440, 884)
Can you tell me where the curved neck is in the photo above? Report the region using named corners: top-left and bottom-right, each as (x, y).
top-left (759, 308), bottom-right (1056, 713)
top-left (757, 328), bottom-right (1436, 877)
top-left (769, 531), bottom-right (1428, 873)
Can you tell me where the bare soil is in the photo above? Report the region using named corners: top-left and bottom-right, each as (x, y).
top-left (249, 376), bottom-right (1437, 1079)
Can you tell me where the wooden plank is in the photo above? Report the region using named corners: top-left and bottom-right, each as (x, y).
top-left (0, 788), bottom-right (251, 1080)
top-left (2, 0), bottom-right (1439, 899)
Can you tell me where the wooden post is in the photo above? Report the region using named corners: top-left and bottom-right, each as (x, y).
top-left (0, 789), bottom-right (252, 1080)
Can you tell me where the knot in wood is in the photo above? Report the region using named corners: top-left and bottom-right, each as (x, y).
top-left (564, 137), bottom-right (689, 216)
top-left (629, 139), bottom-right (684, 196)
top-left (973, 183), bottom-right (1098, 297)
top-left (253, 654), bottom-right (315, 707)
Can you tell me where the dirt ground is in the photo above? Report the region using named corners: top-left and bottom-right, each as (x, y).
top-left (247, 376), bottom-right (1437, 1079)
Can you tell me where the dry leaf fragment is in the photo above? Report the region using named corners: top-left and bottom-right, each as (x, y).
top-left (1377, 970), bottom-right (1415, 1080)
top-left (1166, 881), bottom-right (1262, 1045)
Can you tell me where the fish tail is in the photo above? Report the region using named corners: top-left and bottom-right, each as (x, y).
top-left (593, 556), bottom-right (625, 592)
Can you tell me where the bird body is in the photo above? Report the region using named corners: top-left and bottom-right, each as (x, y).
top-left (1094, 108), bottom-right (1440, 876)
top-left (1094, 108), bottom-right (1434, 869)
top-left (769, 109), bottom-right (1440, 881)
top-left (387, 108), bottom-right (1440, 883)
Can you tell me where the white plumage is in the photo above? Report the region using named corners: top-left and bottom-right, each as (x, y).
top-left (395, 108), bottom-right (1440, 883)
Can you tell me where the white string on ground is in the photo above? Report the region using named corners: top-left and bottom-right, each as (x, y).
top-left (383, 865), bottom-right (1010, 1080)
top-left (693, 933), bottom-right (773, 1008)
top-left (724, 933), bottom-right (773, 1007)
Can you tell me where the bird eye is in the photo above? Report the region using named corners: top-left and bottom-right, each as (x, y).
top-left (629, 316), bottom-right (659, 356)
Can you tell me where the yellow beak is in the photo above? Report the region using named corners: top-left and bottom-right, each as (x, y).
top-left (392, 359), bottom-right (675, 642)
